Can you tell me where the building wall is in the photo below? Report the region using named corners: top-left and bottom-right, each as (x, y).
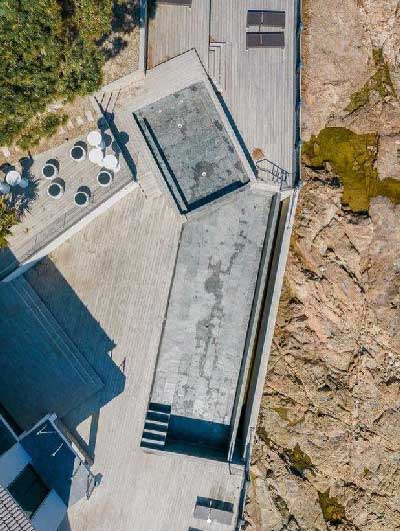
top-left (31, 490), bottom-right (67, 531)
top-left (0, 443), bottom-right (31, 488)
top-left (241, 188), bottom-right (299, 454)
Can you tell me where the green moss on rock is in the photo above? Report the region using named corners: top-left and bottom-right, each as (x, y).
top-left (302, 127), bottom-right (400, 212)
top-left (345, 49), bottom-right (396, 113)
top-left (318, 489), bottom-right (345, 525)
top-left (285, 443), bottom-right (315, 477)
top-left (273, 407), bottom-right (291, 422)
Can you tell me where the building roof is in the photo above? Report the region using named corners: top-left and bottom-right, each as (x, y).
top-left (20, 418), bottom-right (93, 507)
top-left (0, 486), bottom-right (35, 531)
top-left (0, 277), bottom-right (103, 431)
top-left (134, 81), bottom-right (249, 212)
top-left (151, 186), bottom-right (276, 448)
top-left (0, 417), bottom-right (16, 456)
top-left (148, 0), bottom-right (298, 186)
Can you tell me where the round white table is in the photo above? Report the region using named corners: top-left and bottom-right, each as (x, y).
top-left (87, 130), bottom-right (103, 147)
top-left (6, 170), bottom-right (21, 187)
top-left (89, 148), bottom-right (104, 166)
top-left (103, 154), bottom-right (119, 170)
top-left (19, 178), bottom-right (29, 189)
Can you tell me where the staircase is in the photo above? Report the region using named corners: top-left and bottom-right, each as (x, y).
top-left (140, 402), bottom-right (171, 450)
top-left (208, 43), bottom-right (226, 93)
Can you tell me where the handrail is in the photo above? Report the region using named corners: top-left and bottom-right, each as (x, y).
top-left (255, 158), bottom-right (291, 190)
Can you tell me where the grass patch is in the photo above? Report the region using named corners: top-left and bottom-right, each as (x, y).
top-left (345, 48), bottom-right (396, 113)
top-left (318, 489), bottom-right (345, 525)
top-left (284, 443), bottom-right (315, 477)
top-left (17, 113), bottom-right (68, 151)
top-left (302, 127), bottom-right (400, 212)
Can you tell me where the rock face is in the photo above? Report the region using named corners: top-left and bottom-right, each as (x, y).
top-left (246, 171), bottom-right (400, 530)
top-left (246, 0), bottom-right (400, 529)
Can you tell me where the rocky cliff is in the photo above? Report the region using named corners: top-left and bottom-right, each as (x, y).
top-left (246, 1), bottom-right (400, 529)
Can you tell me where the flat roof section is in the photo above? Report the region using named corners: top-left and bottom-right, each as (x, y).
top-left (147, 0), bottom-right (297, 185)
top-left (134, 81), bottom-right (249, 213)
top-left (0, 277), bottom-right (103, 430)
top-left (151, 187), bottom-right (276, 449)
top-left (21, 418), bottom-right (93, 506)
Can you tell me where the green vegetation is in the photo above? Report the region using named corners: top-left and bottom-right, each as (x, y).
top-left (303, 127), bottom-right (400, 212)
top-left (318, 489), bottom-right (345, 525)
top-left (273, 407), bottom-right (291, 422)
top-left (0, 0), bottom-right (113, 148)
top-left (17, 113), bottom-right (68, 150)
top-left (285, 443), bottom-right (315, 477)
top-left (0, 198), bottom-right (18, 248)
top-left (345, 48), bottom-right (396, 114)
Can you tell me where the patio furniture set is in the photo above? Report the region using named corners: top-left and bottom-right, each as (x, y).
top-left (43, 130), bottom-right (119, 207)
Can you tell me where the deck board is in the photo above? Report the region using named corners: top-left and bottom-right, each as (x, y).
top-left (25, 190), bottom-right (243, 531)
top-left (147, 0), bottom-right (211, 70)
top-left (148, 0), bottom-right (296, 184)
top-left (0, 132), bottom-right (136, 279)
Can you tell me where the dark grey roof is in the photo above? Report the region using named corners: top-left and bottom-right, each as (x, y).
top-left (134, 81), bottom-right (249, 213)
top-left (0, 487), bottom-right (35, 531)
top-left (20, 419), bottom-right (93, 507)
top-left (0, 417), bottom-right (16, 456)
top-left (0, 277), bottom-right (103, 431)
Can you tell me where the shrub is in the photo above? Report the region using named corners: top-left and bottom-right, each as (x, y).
top-left (17, 113), bottom-right (68, 150)
top-left (0, 197), bottom-right (18, 248)
top-left (0, 0), bottom-right (113, 147)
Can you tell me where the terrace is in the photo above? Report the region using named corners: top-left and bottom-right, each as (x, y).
top-left (0, 0), bottom-right (300, 528)
top-left (0, 125), bottom-right (136, 280)
top-left (147, 0), bottom-right (298, 187)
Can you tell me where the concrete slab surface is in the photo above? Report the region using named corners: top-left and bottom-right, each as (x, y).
top-left (151, 187), bottom-right (275, 448)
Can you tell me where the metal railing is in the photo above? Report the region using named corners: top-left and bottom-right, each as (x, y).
top-left (256, 158), bottom-right (291, 189)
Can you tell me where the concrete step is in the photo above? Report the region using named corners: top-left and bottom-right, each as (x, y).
top-left (148, 402), bottom-right (171, 414)
top-left (144, 420), bottom-right (168, 432)
top-left (140, 439), bottom-right (166, 450)
top-left (146, 410), bottom-right (170, 424)
top-left (208, 44), bottom-right (225, 93)
top-left (141, 402), bottom-right (171, 450)
top-left (144, 420), bottom-right (169, 432)
top-left (142, 430), bottom-right (166, 442)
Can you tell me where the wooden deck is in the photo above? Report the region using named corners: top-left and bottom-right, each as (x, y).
top-left (25, 189), bottom-right (243, 531)
top-left (147, 0), bottom-right (211, 70)
top-left (0, 131), bottom-right (136, 279)
top-left (147, 0), bottom-right (297, 184)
